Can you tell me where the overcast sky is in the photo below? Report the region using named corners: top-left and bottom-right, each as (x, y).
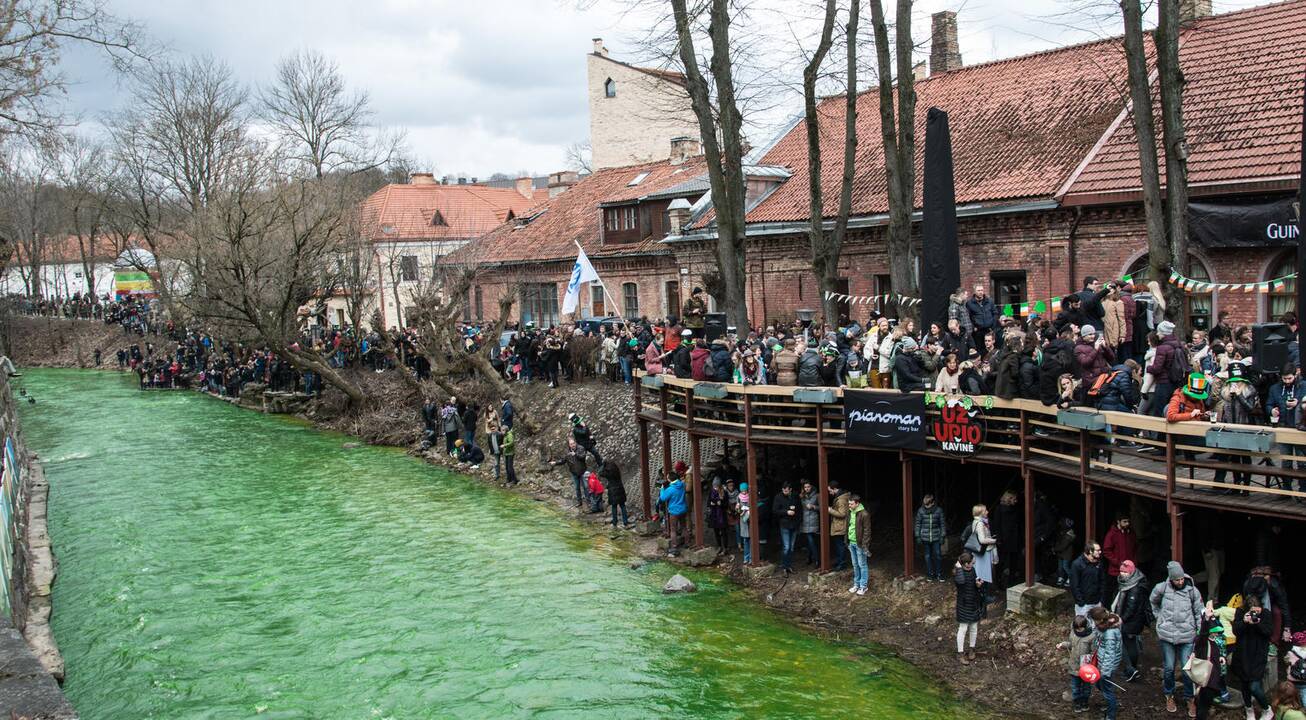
top-left (53, 0), bottom-right (1268, 179)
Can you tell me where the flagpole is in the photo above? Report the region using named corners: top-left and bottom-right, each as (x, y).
top-left (574, 240), bottom-right (625, 329)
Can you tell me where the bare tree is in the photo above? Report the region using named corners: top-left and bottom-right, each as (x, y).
top-left (670, 0), bottom-right (750, 331)
top-left (0, 149), bottom-right (60, 296)
top-left (802, 0), bottom-right (859, 323)
top-left (0, 0), bottom-right (147, 146)
top-left (260, 49), bottom-right (404, 179)
top-left (55, 133), bottom-right (110, 297)
top-left (1154, 0), bottom-right (1189, 322)
top-left (867, 0), bottom-right (917, 317)
top-left (564, 140), bottom-right (593, 174)
top-left (1119, 0), bottom-right (1172, 316)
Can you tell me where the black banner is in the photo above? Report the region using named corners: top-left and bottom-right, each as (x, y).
top-left (1188, 197), bottom-right (1300, 248)
top-left (844, 391), bottom-right (926, 449)
top-left (920, 107), bottom-right (961, 330)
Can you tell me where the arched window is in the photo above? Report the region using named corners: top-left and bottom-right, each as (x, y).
top-left (1125, 254), bottom-right (1214, 329)
top-left (1266, 251), bottom-right (1296, 322)
top-left (604, 78), bottom-right (616, 98)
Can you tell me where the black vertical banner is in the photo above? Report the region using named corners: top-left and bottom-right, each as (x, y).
top-left (921, 107), bottom-right (961, 330)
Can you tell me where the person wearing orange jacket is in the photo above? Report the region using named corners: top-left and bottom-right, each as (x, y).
top-left (1166, 373), bottom-right (1211, 424)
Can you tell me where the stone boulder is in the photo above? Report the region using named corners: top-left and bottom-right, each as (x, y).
top-left (663, 574), bottom-right (697, 594)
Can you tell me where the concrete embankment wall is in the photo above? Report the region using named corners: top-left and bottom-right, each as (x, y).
top-left (0, 362), bottom-right (77, 718)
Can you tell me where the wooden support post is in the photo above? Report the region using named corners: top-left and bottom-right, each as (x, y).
top-left (1024, 468), bottom-right (1035, 587)
top-left (1084, 487), bottom-right (1096, 544)
top-left (901, 454), bottom-right (915, 578)
top-left (690, 433), bottom-right (704, 549)
top-left (1169, 504), bottom-right (1184, 565)
top-left (638, 420), bottom-right (652, 517)
top-left (818, 445), bottom-right (831, 573)
top-left (659, 386), bottom-right (672, 480)
top-left (745, 396), bottom-right (761, 567)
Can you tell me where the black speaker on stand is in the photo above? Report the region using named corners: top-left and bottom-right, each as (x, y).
top-left (1253, 322), bottom-right (1292, 375)
top-left (704, 313), bottom-right (727, 342)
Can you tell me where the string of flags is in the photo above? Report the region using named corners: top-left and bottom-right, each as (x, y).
top-left (1166, 267), bottom-right (1296, 294)
top-left (827, 266), bottom-right (1297, 320)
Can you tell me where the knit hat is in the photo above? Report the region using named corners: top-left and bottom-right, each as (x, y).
top-left (739, 482), bottom-right (748, 492)
top-left (1080, 325), bottom-right (1097, 338)
top-left (1157, 320), bottom-right (1176, 337)
top-left (1182, 372), bottom-right (1210, 401)
top-left (1119, 560), bottom-right (1136, 576)
top-left (673, 460), bottom-right (688, 475)
top-left (900, 336), bottom-right (919, 352)
top-left (1167, 561), bottom-right (1185, 581)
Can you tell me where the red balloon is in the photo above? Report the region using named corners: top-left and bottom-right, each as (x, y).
top-left (1078, 663), bottom-right (1101, 683)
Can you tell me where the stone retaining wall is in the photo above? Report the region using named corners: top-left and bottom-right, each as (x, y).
top-left (0, 362), bottom-right (76, 718)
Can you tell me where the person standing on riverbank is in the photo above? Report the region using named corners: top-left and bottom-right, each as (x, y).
top-left (955, 552), bottom-right (984, 665)
top-left (502, 425), bottom-right (517, 486)
top-left (772, 483), bottom-right (800, 575)
top-left (1070, 543), bottom-right (1105, 617)
top-left (1151, 561), bottom-right (1204, 716)
top-left (601, 459), bottom-right (629, 528)
top-left (848, 493), bottom-right (869, 596)
top-left (660, 469), bottom-right (687, 557)
top-left (1088, 606), bottom-right (1123, 720)
top-left (483, 406), bottom-right (503, 482)
top-left (552, 438), bottom-right (590, 508)
top-left (569, 413), bottom-right (602, 464)
top-left (828, 480), bottom-right (849, 571)
top-left (914, 494), bottom-right (946, 582)
top-left (800, 481), bottom-right (820, 566)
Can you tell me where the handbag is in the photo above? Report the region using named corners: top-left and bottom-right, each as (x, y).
top-left (1183, 653), bottom-right (1214, 688)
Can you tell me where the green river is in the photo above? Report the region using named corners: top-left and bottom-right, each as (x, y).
top-left (18, 369), bottom-right (974, 719)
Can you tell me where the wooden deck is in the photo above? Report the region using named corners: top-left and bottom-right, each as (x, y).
top-left (632, 374), bottom-right (1306, 577)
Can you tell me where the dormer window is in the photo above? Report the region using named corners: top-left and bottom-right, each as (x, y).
top-left (430, 211), bottom-right (447, 227)
top-left (626, 172), bottom-right (650, 187)
top-left (604, 78), bottom-right (616, 98)
top-left (505, 209), bottom-right (515, 221)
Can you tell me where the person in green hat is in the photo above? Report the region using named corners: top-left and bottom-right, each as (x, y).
top-left (1213, 362), bottom-right (1259, 491)
top-left (1166, 372), bottom-right (1211, 424)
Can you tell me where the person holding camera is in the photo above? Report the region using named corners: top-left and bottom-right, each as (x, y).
top-left (1233, 595), bottom-right (1275, 720)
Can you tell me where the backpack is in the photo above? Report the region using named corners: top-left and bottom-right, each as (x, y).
top-left (1167, 344), bottom-right (1190, 384)
top-left (1289, 647), bottom-right (1306, 685)
top-left (703, 354), bottom-right (717, 379)
top-left (1087, 370), bottom-right (1120, 401)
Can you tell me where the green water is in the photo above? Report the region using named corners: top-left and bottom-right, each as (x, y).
top-left (18, 369), bottom-right (972, 719)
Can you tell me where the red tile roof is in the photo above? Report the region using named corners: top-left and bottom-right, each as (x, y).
top-left (747, 35), bottom-right (1131, 223)
top-left (593, 53), bottom-right (688, 87)
top-left (361, 183), bottom-right (542, 243)
top-left (452, 157), bottom-right (708, 266)
top-left (1063, 0), bottom-right (1306, 200)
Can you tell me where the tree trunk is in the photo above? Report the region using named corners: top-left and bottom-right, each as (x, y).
top-left (1120, 0), bottom-right (1172, 318)
top-left (282, 345), bottom-right (366, 406)
top-left (804, 0), bottom-right (839, 322)
top-left (671, 0), bottom-right (750, 331)
top-left (869, 0), bottom-right (918, 318)
top-left (1156, 0), bottom-right (1190, 326)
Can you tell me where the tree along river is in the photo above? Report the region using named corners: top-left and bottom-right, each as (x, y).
top-left (19, 369), bottom-right (977, 719)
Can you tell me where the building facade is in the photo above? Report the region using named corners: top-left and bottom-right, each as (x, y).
top-left (587, 39), bottom-right (701, 171)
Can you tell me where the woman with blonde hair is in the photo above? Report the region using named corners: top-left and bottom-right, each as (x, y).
top-left (963, 504), bottom-right (998, 599)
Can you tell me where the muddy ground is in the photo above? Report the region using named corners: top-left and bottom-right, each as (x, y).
top-left (9, 316), bottom-right (1246, 718)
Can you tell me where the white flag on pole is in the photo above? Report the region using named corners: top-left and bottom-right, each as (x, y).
top-left (562, 243), bottom-right (601, 315)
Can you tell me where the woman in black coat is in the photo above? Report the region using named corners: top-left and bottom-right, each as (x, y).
top-left (955, 552), bottom-right (985, 665)
top-left (1232, 599), bottom-right (1273, 717)
top-left (600, 460), bottom-right (629, 528)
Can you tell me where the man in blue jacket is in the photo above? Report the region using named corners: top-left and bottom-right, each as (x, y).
top-left (965, 283), bottom-right (997, 352)
top-left (660, 467), bottom-right (688, 557)
top-left (1266, 364), bottom-right (1306, 491)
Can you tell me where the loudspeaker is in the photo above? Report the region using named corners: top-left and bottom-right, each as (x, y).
top-left (704, 313), bottom-right (727, 341)
top-left (1253, 322), bottom-right (1292, 375)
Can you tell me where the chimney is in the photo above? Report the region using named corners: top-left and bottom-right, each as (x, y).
top-left (929, 11), bottom-right (962, 76)
top-left (409, 172), bottom-right (435, 185)
top-left (514, 176), bottom-right (534, 199)
top-left (471, 177), bottom-right (478, 184)
top-left (669, 136), bottom-right (701, 165)
top-left (592, 37), bottom-right (608, 57)
top-left (1179, 0), bottom-right (1212, 22)
top-left (457, 177), bottom-right (467, 185)
top-left (912, 61), bottom-right (927, 82)
top-left (666, 198), bottom-right (692, 235)
top-left (548, 170), bottom-right (579, 198)
top-left (441, 175), bottom-right (450, 185)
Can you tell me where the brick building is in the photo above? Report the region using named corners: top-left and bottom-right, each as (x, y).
top-left (587, 39), bottom-right (701, 171)
top-left (456, 0), bottom-right (1303, 331)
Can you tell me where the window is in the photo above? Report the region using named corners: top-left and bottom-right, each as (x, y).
top-left (625, 206), bottom-right (635, 230)
top-left (399, 255), bottom-right (419, 282)
top-left (990, 270), bottom-right (1028, 309)
top-left (521, 283), bottom-right (559, 328)
top-left (336, 309), bottom-right (346, 327)
top-left (627, 172), bottom-right (650, 187)
top-left (604, 78), bottom-right (616, 97)
top-left (431, 210), bottom-right (447, 227)
top-left (474, 285), bottom-right (484, 321)
top-left (874, 273), bottom-right (895, 319)
top-left (462, 288), bottom-right (471, 322)
top-left (665, 280), bottom-right (680, 317)
top-left (591, 282), bottom-right (605, 318)
top-left (623, 282), bottom-right (639, 319)
top-left (1266, 251), bottom-right (1296, 321)
top-left (1126, 254), bottom-right (1213, 330)
top-left (605, 206), bottom-right (637, 233)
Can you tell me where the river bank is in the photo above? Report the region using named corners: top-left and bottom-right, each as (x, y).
top-left (9, 316), bottom-right (1193, 719)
